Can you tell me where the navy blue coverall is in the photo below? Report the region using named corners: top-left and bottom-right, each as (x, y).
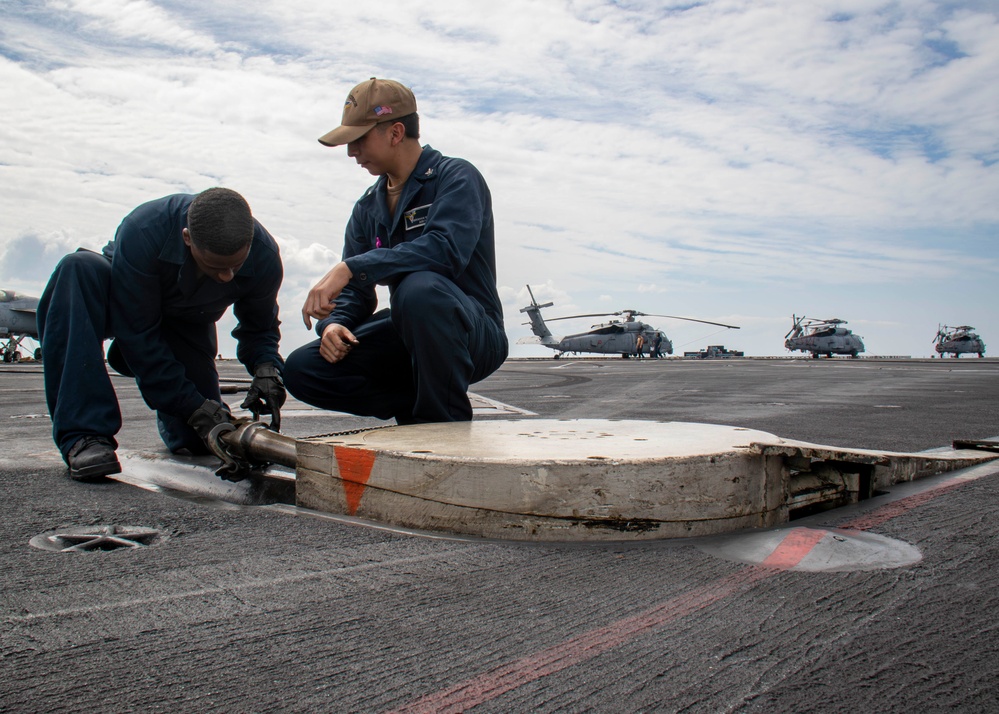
top-left (284, 146), bottom-right (508, 423)
top-left (37, 194), bottom-right (284, 458)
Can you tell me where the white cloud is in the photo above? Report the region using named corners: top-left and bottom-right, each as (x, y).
top-left (53, 0), bottom-right (219, 53)
top-left (0, 0), bottom-right (996, 360)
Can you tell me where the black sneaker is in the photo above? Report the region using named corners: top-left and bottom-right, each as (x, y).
top-left (66, 436), bottom-right (121, 482)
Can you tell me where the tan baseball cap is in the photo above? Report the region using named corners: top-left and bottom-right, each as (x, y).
top-left (318, 78), bottom-right (418, 147)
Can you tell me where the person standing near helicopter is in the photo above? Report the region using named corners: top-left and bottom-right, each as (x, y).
top-left (285, 78), bottom-right (507, 424)
top-left (650, 332), bottom-right (663, 359)
top-left (635, 332), bottom-right (645, 359)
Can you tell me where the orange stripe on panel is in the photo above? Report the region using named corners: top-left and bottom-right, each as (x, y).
top-left (333, 446), bottom-right (377, 516)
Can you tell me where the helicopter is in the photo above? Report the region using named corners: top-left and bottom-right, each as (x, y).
top-left (933, 325), bottom-right (986, 358)
top-left (0, 289), bottom-right (41, 362)
top-left (784, 315), bottom-right (864, 359)
top-left (517, 285), bottom-right (739, 359)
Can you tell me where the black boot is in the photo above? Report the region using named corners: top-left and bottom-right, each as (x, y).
top-left (66, 436), bottom-right (121, 482)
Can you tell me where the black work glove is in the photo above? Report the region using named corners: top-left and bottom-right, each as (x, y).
top-left (240, 362), bottom-right (286, 431)
top-left (187, 399), bottom-right (233, 450)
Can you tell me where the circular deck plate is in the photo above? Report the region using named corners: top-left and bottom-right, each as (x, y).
top-left (334, 419), bottom-right (781, 461)
top-left (297, 420), bottom-right (790, 541)
top-left (697, 526), bottom-right (923, 572)
top-left (29, 525), bottom-right (163, 553)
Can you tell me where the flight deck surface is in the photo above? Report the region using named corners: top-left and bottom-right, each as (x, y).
top-left (2, 357), bottom-right (998, 712)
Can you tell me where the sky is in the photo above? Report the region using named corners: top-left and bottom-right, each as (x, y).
top-left (1, 0), bottom-right (997, 360)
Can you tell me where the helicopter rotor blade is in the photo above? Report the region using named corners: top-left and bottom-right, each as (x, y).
top-left (545, 313), bottom-right (614, 322)
top-left (645, 314), bottom-right (740, 329)
top-left (542, 310), bottom-right (739, 329)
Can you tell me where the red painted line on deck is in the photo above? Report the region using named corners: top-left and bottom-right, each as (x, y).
top-left (387, 467), bottom-right (993, 714)
top-left (390, 532), bottom-right (826, 713)
top-left (838, 479), bottom-right (965, 531)
top-left (387, 567), bottom-right (771, 714)
top-left (760, 527), bottom-right (829, 569)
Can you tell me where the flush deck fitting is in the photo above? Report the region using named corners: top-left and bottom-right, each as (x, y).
top-left (289, 419), bottom-right (995, 541)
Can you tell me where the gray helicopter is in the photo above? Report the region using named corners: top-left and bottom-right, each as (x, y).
top-left (0, 289), bottom-right (41, 362)
top-left (933, 325), bottom-right (985, 358)
top-left (517, 285), bottom-right (739, 359)
top-left (784, 315), bottom-right (864, 358)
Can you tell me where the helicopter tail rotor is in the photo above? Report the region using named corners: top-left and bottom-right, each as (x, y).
top-left (522, 285), bottom-right (554, 312)
top-left (784, 314), bottom-right (803, 339)
top-left (519, 285), bottom-right (557, 343)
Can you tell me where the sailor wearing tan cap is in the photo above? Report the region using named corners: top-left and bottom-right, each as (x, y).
top-left (286, 78), bottom-right (508, 423)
